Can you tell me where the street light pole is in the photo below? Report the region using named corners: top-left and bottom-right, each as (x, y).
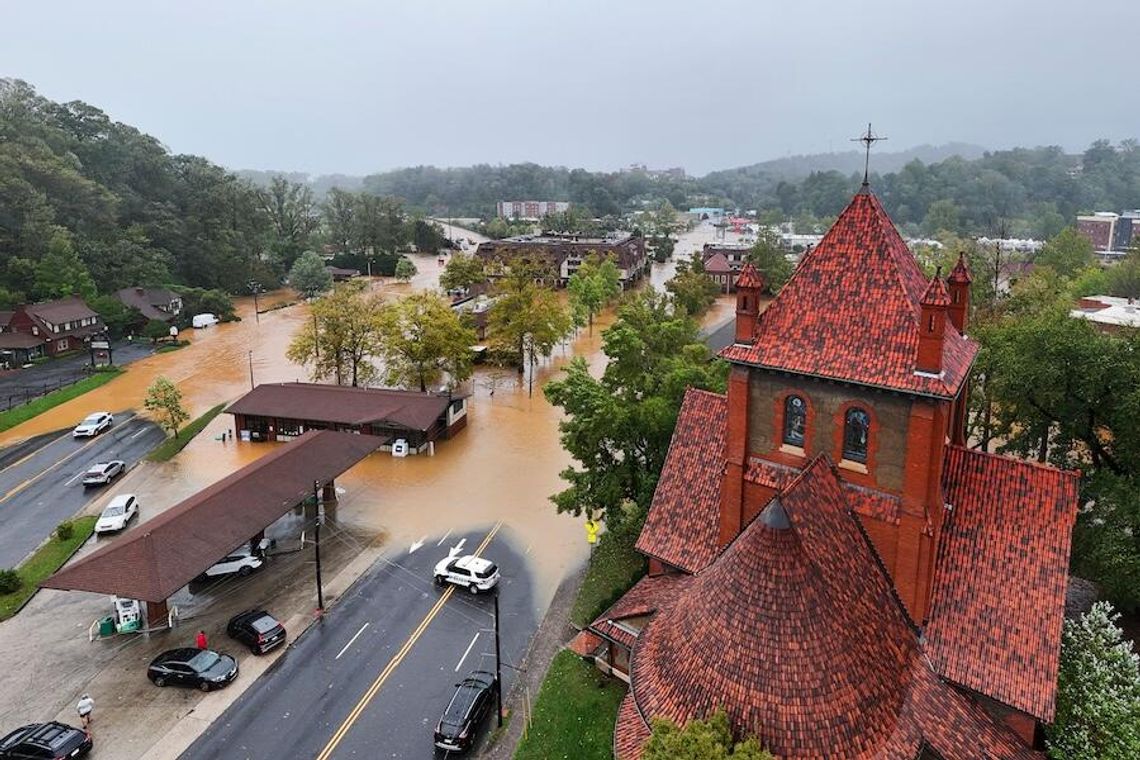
top-left (249, 280), bottom-right (261, 324)
top-left (313, 480), bottom-right (324, 612)
top-left (494, 591), bottom-right (503, 728)
top-left (248, 351), bottom-right (254, 390)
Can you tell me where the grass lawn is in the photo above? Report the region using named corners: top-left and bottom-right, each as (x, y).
top-left (570, 518), bottom-right (647, 628)
top-left (146, 403), bottom-right (226, 462)
top-left (514, 650), bottom-right (626, 760)
top-left (0, 516), bottom-right (98, 620)
top-left (0, 368), bottom-right (124, 433)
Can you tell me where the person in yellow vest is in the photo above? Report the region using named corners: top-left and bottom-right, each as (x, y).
top-left (585, 519), bottom-right (600, 553)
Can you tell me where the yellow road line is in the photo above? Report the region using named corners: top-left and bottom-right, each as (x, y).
top-left (0, 426), bottom-right (128, 504)
top-left (315, 521), bottom-right (503, 760)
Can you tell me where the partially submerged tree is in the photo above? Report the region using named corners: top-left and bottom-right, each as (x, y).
top-left (376, 291), bottom-right (476, 392)
top-left (666, 265), bottom-right (720, 317)
top-left (488, 261), bottom-right (573, 395)
top-left (394, 257), bottom-right (417, 282)
top-left (745, 228), bottom-right (793, 293)
top-left (1046, 602), bottom-right (1140, 759)
top-left (144, 376), bottom-right (190, 438)
top-left (439, 252), bottom-right (487, 293)
top-left (288, 250), bottom-right (333, 299)
top-left (286, 283), bottom-right (384, 386)
top-left (567, 252), bottom-right (621, 333)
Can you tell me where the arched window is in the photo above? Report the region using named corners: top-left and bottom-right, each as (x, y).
top-left (783, 396), bottom-right (806, 447)
top-left (843, 407), bottom-right (870, 463)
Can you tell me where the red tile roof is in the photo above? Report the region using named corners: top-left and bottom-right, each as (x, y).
top-left (700, 251), bottom-right (733, 275)
top-left (948, 252), bottom-right (973, 284)
top-left (745, 456), bottom-right (902, 525)
top-left (43, 431), bottom-right (381, 602)
top-left (734, 262), bottom-right (764, 289)
top-left (635, 389), bottom-right (725, 573)
top-left (720, 190), bottom-right (978, 398)
top-left (614, 692), bottom-right (652, 760)
top-left (921, 275), bottom-right (951, 307)
top-left (621, 457), bottom-right (1038, 759)
top-left (588, 573), bottom-right (691, 649)
top-left (925, 445), bottom-right (1079, 721)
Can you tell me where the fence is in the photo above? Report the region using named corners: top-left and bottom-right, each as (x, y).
top-left (0, 371), bottom-right (97, 413)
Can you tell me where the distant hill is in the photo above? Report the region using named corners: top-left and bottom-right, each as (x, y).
top-left (703, 142), bottom-right (988, 184)
top-left (234, 169), bottom-right (364, 196)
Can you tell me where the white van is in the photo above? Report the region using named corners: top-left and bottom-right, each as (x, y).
top-left (192, 313), bottom-right (219, 329)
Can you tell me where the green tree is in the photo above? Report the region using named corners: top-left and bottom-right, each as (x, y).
top-left (643, 711), bottom-right (773, 760)
top-left (33, 228), bottom-right (96, 300)
top-left (394, 257), bottom-right (417, 282)
top-left (746, 228), bottom-right (793, 293)
top-left (1106, 245), bottom-right (1140, 300)
top-left (488, 263), bottom-right (572, 395)
top-left (544, 290), bottom-right (728, 524)
top-left (144, 376), bottom-right (190, 438)
top-left (87, 295), bottom-right (137, 338)
top-left (922, 198), bottom-right (962, 235)
top-left (173, 287), bottom-right (237, 323)
top-left (286, 283), bottom-right (383, 387)
top-left (258, 175), bottom-right (319, 273)
top-left (666, 265), bottom-right (720, 317)
top-left (142, 319), bottom-right (170, 343)
top-left (567, 253), bottom-right (621, 333)
top-left (289, 250), bottom-right (333, 299)
top-left (412, 218), bottom-right (448, 254)
top-left (1037, 228), bottom-right (1096, 279)
top-left (376, 291), bottom-right (476, 392)
top-left (1046, 602), bottom-right (1140, 759)
top-left (439, 252), bottom-right (487, 293)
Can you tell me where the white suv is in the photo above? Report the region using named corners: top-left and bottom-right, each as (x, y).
top-left (95, 494), bottom-right (139, 534)
top-left (433, 555), bottom-right (500, 595)
top-left (73, 412), bottom-right (113, 438)
top-left (199, 540), bottom-right (270, 580)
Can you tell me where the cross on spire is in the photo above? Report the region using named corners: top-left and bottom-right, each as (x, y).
top-left (851, 123), bottom-right (887, 186)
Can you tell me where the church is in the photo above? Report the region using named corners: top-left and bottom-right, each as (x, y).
top-left (572, 184), bottom-right (1079, 758)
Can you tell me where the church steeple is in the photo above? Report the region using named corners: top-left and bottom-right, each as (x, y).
top-left (917, 268), bottom-right (950, 375)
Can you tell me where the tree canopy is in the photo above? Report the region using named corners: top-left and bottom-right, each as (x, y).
top-left (439, 252), bottom-right (487, 293)
top-left (286, 283), bottom-right (384, 387)
top-left (376, 291), bottom-right (476, 392)
top-left (289, 251), bottom-right (333, 299)
top-left (642, 711), bottom-right (773, 760)
top-left (144, 377), bottom-right (190, 438)
top-left (567, 253), bottom-right (622, 333)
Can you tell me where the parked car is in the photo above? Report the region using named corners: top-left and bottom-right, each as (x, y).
top-left (94, 493), bottom-right (139, 534)
top-left (82, 460), bottom-right (125, 487)
top-left (226, 609), bottom-right (287, 654)
top-left (0, 721), bottom-right (92, 759)
top-left (196, 539), bottom-right (271, 582)
top-left (433, 555), bottom-right (500, 594)
top-left (72, 412), bottom-right (113, 438)
top-left (147, 648), bottom-right (238, 691)
top-left (433, 670), bottom-right (498, 753)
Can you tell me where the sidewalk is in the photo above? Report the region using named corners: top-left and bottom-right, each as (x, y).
top-left (480, 564), bottom-right (587, 760)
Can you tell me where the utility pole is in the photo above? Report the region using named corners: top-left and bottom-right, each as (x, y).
top-left (249, 280), bottom-right (261, 324)
top-left (312, 311), bottom-right (320, 362)
top-left (493, 591), bottom-right (503, 728)
top-left (248, 351), bottom-right (254, 390)
top-left (313, 480), bottom-right (324, 611)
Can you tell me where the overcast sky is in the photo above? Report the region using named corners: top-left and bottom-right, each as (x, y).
top-left (3, 0), bottom-right (1137, 177)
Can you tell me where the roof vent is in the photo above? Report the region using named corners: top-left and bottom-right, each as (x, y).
top-left (759, 498), bottom-right (790, 530)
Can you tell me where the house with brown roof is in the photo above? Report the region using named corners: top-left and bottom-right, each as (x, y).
top-left (475, 233), bottom-right (648, 288)
top-left (573, 185), bottom-right (1079, 758)
top-left (113, 287), bottom-right (183, 323)
top-left (700, 243), bottom-right (752, 293)
top-left (0, 297), bottom-right (104, 361)
top-left (226, 382), bottom-right (468, 453)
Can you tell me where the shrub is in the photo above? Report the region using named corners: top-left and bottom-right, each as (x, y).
top-left (55, 521), bottom-right (74, 542)
top-left (0, 569), bottom-right (20, 595)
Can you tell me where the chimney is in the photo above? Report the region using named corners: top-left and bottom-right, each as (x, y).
top-left (946, 252), bottom-right (972, 333)
top-left (733, 263), bottom-right (764, 344)
top-left (917, 269), bottom-right (950, 375)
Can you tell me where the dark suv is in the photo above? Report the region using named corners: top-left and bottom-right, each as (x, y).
top-left (433, 670), bottom-right (498, 753)
top-left (0, 721), bottom-right (92, 759)
top-left (226, 609), bottom-right (287, 654)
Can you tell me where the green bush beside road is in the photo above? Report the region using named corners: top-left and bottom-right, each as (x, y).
top-left (513, 650), bottom-right (626, 760)
top-left (0, 515), bottom-right (97, 620)
top-left (569, 516), bottom-right (647, 628)
top-left (0, 368), bottom-right (124, 433)
top-left (146, 403), bottom-right (226, 462)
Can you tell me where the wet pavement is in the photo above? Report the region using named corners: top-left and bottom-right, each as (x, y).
top-left (0, 220), bottom-right (744, 759)
top-left (0, 415), bottom-right (164, 567)
top-left (0, 340), bottom-right (155, 412)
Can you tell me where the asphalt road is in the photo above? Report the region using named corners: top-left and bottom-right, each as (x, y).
top-left (182, 524), bottom-right (537, 760)
top-left (0, 414), bottom-right (166, 567)
top-left (0, 340), bottom-right (155, 409)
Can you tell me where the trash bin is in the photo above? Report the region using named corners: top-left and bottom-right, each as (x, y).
top-left (98, 616), bottom-right (114, 637)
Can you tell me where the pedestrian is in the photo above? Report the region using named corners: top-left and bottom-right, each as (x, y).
top-left (76, 694), bottom-right (94, 729)
top-left (196, 630), bottom-right (208, 650)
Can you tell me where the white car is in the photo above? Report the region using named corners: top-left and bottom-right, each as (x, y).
top-left (198, 539), bottom-right (272, 580)
top-left (73, 412), bottom-right (113, 438)
top-left (95, 494), bottom-right (140, 534)
top-left (433, 555), bottom-right (500, 594)
top-left (82, 460), bottom-right (125, 487)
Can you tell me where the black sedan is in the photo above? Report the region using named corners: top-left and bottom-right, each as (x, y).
top-left (148, 648), bottom-right (239, 691)
top-left (0, 721), bottom-right (91, 759)
top-left (226, 609), bottom-right (287, 655)
top-left (433, 670), bottom-right (498, 753)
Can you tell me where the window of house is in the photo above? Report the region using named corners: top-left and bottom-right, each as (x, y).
top-left (843, 408), bottom-right (870, 463)
top-left (56, 339), bottom-right (68, 351)
top-left (782, 395), bottom-right (806, 447)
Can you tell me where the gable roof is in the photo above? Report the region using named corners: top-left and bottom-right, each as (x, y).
top-left (114, 287), bottom-right (180, 321)
top-left (43, 431), bottom-right (380, 602)
top-left (621, 457), bottom-right (1037, 759)
top-left (699, 251), bottom-right (733, 274)
top-left (25, 296), bottom-right (99, 326)
top-left (635, 389), bottom-right (725, 573)
top-left (720, 189), bottom-right (978, 398)
top-left (226, 383), bottom-right (455, 431)
top-left (925, 445), bottom-right (1079, 721)
top-left (734, 261), bottom-right (764, 289)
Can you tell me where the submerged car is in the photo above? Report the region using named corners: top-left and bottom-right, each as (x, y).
top-left (0, 721), bottom-right (92, 759)
top-left (72, 412), bottom-right (112, 438)
top-left (94, 494), bottom-right (139, 534)
top-left (433, 555), bottom-right (500, 594)
top-left (147, 648), bottom-right (238, 691)
top-left (226, 609), bottom-right (287, 654)
top-left (433, 670), bottom-right (498, 753)
top-left (82, 460), bottom-right (125, 487)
